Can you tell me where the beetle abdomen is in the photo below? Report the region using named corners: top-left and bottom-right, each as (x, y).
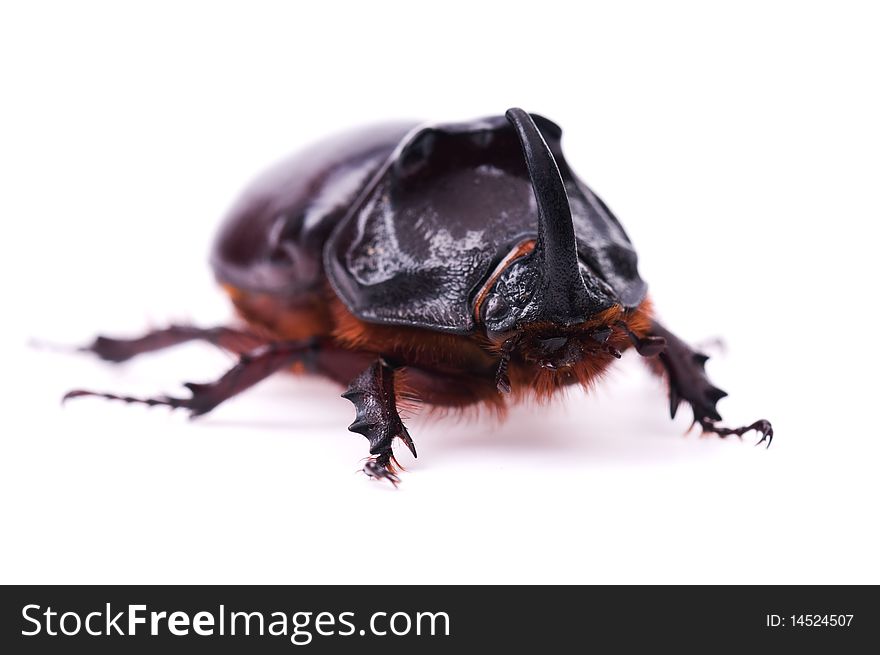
top-left (211, 121), bottom-right (417, 297)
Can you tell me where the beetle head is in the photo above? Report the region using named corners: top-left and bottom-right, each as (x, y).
top-left (490, 316), bottom-right (623, 394)
top-left (480, 109), bottom-right (617, 339)
top-left (481, 253), bottom-right (617, 337)
top-left (513, 322), bottom-right (620, 371)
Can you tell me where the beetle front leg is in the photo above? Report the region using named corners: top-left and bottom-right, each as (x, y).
top-left (643, 320), bottom-right (773, 447)
top-left (342, 359), bottom-right (416, 487)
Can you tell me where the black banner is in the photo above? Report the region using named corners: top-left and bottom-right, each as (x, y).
top-left (1, 585), bottom-right (876, 652)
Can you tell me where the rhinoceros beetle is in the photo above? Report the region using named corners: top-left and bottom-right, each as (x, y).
top-left (65, 108), bottom-right (772, 485)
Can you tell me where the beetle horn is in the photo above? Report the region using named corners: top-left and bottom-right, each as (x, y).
top-left (505, 108), bottom-right (592, 325)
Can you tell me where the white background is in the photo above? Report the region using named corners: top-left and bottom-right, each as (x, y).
top-left (1, 1), bottom-right (878, 584)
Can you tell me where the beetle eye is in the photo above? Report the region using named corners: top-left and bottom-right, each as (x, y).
top-left (484, 294), bottom-right (510, 322)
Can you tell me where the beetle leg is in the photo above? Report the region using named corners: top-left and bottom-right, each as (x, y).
top-left (644, 320), bottom-right (773, 447)
top-left (616, 320), bottom-right (666, 357)
top-left (342, 360), bottom-right (415, 487)
top-left (80, 325), bottom-right (269, 362)
top-left (64, 340), bottom-right (318, 417)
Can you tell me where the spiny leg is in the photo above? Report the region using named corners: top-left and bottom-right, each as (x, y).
top-left (342, 359), bottom-right (416, 487)
top-left (637, 320), bottom-right (773, 447)
top-left (81, 325), bottom-right (269, 363)
top-left (64, 340), bottom-right (318, 417)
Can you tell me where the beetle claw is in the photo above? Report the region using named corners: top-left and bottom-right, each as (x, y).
top-left (697, 418), bottom-right (774, 448)
top-left (752, 420), bottom-right (774, 448)
top-left (363, 459), bottom-right (401, 487)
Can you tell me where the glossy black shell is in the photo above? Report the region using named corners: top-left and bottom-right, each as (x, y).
top-left (212, 122), bottom-right (417, 295)
top-left (212, 113), bottom-right (647, 334)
